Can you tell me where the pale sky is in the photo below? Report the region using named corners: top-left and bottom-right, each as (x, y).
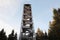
top-left (0, 0), bottom-right (60, 36)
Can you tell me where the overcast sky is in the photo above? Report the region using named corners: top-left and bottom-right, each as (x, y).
top-left (0, 0), bottom-right (60, 36)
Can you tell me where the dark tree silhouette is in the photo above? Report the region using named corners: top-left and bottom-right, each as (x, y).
top-left (43, 32), bottom-right (48, 40)
top-left (8, 30), bottom-right (17, 40)
top-left (14, 33), bottom-right (17, 40)
top-left (36, 28), bottom-right (44, 40)
top-left (8, 30), bottom-right (14, 40)
top-left (0, 29), bottom-right (7, 40)
top-left (48, 8), bottom-right (60, 40)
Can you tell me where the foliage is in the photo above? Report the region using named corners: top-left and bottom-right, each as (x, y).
top-left (0, 29), bottom-right (7, 40)
top-left (0, 29), bottom-right (17, 40)
top-left (36, 28), bottom-right (48, 40)
top-left (48, 8), bottom-right (60, 40)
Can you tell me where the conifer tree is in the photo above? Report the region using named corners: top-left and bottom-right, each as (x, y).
top-left (0, 29), bottom-right (7, 40)
top-left (14, 33), bottom-right (17, 40)
top-left (48, 8), bottom-right (60, 40)
top-left (36, 28), bottom-right (44, 40)
top-left (8, 30), bottom-right (17, 40)
top-left (44, 32), bottom-right (48, 40)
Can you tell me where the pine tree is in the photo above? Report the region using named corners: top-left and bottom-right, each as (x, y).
top-left (44, 32), bottom-right (48, 40)
top-left (36, 28), bottom-right (44, 40)
top-left (48, 8), bottom-right (60, 40)
top-left (14, 33), bottom-right (17, 40)
top-left (0, 29), bottom-right (7, 40)
top-left (8, 30), bottom-right (17, 40)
